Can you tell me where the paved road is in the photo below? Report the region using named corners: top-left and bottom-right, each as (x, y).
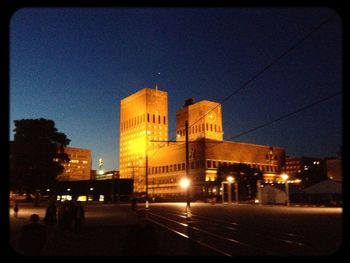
top-left (8, 202), bottom-right (343, 256)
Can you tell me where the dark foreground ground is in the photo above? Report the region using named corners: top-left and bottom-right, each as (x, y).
top-left (8, 202), bottom-right (343, 256)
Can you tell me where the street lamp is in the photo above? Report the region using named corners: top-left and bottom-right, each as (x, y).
top-left (227, 176), bottom-right (233, 204)
top-left (180, 178), bottom-right (191, 220)
top-left (281, 173), bottom-right (290, 206)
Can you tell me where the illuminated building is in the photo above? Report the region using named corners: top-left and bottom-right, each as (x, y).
top-left (176, 99), bottom-right (223, 142)
top-left (119, 87), bottom-right (168, 193)
top-left (57, 147), bottom-right (92, 181)
top-left (148, 139), bottom-right (285, 198)
top-left (119, 88), bottom-right (286, 198)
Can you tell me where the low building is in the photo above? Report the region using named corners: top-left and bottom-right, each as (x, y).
top-left (40, 179), bottom-right (133, 203)
top-left (56, 147), bottom-right (92, 181)
top-left (96, 170), bottom-right (120, 180)
top-left (148, 137), bottom-right (285, 200)
top-left (325, 157), bottom-right (342, 182)
top-left (302, 180), bottom-right (342, 205)
top-left (285, 156), bottom-right (326, 180)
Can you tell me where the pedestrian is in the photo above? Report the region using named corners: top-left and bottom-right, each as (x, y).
top-left (57, 201), bottom-right (73, 236)
top-left (122, 209), bottom-right (158, 256)
top-left (72, 201), bottom-right (85, 234)
top-left (13, 201), bottom-right (19, 218)
top-left (18, 214), bottom-right (47, 256)
top-left (44, 200), bottom-right (57, 227)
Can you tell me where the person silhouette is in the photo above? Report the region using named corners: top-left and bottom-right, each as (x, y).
top-left (13, 201), bottom-right (19, 218)
top-left (44, 200), bottom-right (57, 227)
top-left (18, 214), bottom-right (47, 255)
top-left (72, 201), bottom-right (85, 234)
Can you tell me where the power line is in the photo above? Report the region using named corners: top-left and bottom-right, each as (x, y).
top-left (188, 12), bottom-right (337, 129)
top-left (205, 91), bottom-right (342, 151)
top-left (148, 12), bottom-right (337, 161)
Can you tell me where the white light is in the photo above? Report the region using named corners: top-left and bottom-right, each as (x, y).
top-left (254, 199), bottom-right (260, 203)
top-left (281, 173), bottom-right (289, 181)
top-left (46, 189), bottom-right (50, 192)
top-left (67, 188), bottom-right (71, 191)
top-left (227, 176), bottom-right (234, 183)
top-left (90, 188), bottom-right (94, 191)
top-left (179, 178), bottom-right (190, 189)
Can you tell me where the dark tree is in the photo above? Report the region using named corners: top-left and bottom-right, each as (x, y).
top-left (10, 118), bottom-right (70, 196)
top-left (217, 163), bottom-right (263, 200)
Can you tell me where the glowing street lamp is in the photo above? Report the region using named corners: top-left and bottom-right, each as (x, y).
top-left (281, 173), bottom-right (290, 206)
top-left (227, 176), bottom-right (234, 204)
top-left (180, 178), bottom-right (191, 220)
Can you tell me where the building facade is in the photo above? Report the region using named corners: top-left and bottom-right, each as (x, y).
top-left (147, 138), bottom-right (285, 199)
top-left (325, 157), bottom-right (342, 182)
top-left (285, 156), bottom-right (326, 180)
top-left (119, 87), bottom-right (168, 192)
top-left (119, 88), bottom-right (286, 198)
top-left (57, 147), bottom-right (92, 181)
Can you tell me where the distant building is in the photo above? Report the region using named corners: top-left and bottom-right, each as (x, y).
top-left (325, 157), bottom-right (342, 182)
top-left (38, 179), bottom-right (133, 203)
top-left (90, 170), bottom-right (97, 180)
top-left (285, 156), bottom-right (326, 180)
top-left (119, 87), bottom-right (286, 199)
top-left (302, 180), bottom-right (342, 205)
top-left (96, 170), bottom-right (120, 180)
top-left (57, 147), bottom-right (92, 181)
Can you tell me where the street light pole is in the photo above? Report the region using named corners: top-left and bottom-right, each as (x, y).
top-left (145, 155), bottom-right (149, 209)
top-left (235, 180), bottom-right (239, 204)
top-left (281, 173), bottom-right (290, 206)
top-left (227, 176), bottom-right (233, 204)
top-left (221, 182), bottom-right (224, 203)
top-left (257, 179), bottom-right (262, 206)
top-left (285, 180), bottom-right (290, 206)
top-left (185, 120), bottom-right (191, 220)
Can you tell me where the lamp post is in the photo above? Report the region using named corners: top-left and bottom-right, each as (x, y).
top-left (281, 173), bottom-right (290, 206)
top-left (256, 179), bottom-right (262, 205)
top-left (227, 176), bottom-right (233, 204)
top-left (145, 155), bottom-right (149, 209)
top-left (235, 178), bottom-right (239, 204)
top-left (184, 121), bottom-right (191, 220)
top-left (180, 178), bottom-right (191, 219)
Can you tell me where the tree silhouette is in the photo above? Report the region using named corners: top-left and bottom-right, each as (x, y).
top-left (217, 163), bottom-right (263, 200)
top-left (10, 118), bottom-right (70, 196)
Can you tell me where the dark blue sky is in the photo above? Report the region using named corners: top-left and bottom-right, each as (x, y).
top-left (10, 8), bottom-right (342, 171)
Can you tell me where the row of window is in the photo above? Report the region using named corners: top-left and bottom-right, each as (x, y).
top-left (177, 123), bottom-right (221, 137)
top-left (151, 178), bottom-right (177, 185)
top-left (206, 160), bottom-right (279, 173)
top-left (68, 154), bottom-right (87, 159)
top-left (148, 160), bottom-right (205, 175)
top-left (121, 125), bottom-right (168, 136)
top-left (123, 159), bottom-right (280, 175)
top-left (69, 160), bottom-right (88, 164)
top-left (121, 113), bottom-right (166, 130)
top-left (64, 169), bottom-right (87, 174)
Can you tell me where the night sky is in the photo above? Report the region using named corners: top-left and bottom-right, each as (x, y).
top-left (10, 8), bottom-right (342, 171)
